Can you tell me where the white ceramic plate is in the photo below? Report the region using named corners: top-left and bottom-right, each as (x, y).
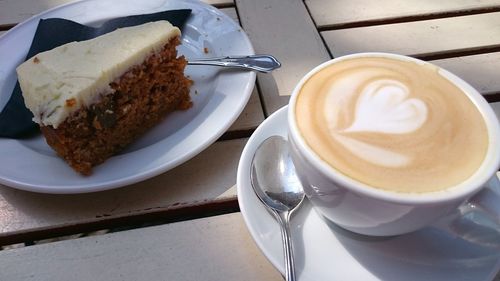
top-left (237, 106), bottom-right (500, 281)
top-left (0, 0), bottom-right (255, 193)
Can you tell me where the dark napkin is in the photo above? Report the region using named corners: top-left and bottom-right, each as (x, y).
top-left (0, 9), bottom-right (191, 138)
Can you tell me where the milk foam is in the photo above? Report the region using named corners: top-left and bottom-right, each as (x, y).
top-left (326, 79), bottom-right (428, 167)
top-left (341, 80), bottom-right (428, 134)
top-left (334, 134), bottom-right (410, 167)
top-left (295, 56), bottom-right (489, 193)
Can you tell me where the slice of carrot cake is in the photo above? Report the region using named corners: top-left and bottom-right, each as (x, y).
top-left (16, 20), bottom-right (192, 175)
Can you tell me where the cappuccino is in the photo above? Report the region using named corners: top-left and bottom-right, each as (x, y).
top-left (295, 56), bottom-right (489, 193)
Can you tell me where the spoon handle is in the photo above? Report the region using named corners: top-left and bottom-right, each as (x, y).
top-left (275, 210), bottom-right (296, 281)
top-left (187, 55), bottom-right (281, 73)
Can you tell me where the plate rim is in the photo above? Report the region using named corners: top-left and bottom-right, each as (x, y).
top-left (0, 0), bottom-right (256, 194)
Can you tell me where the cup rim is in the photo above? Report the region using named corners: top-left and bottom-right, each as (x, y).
top-left (288, 52), bottom-right (500, 205)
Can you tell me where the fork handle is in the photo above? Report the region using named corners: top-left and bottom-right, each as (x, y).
top-left (187, 54), bottom-right (281, 73)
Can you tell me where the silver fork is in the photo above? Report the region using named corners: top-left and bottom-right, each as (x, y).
top-left (188, 54), bottom-right (281, 73)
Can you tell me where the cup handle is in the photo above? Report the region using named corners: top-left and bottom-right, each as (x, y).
top-left (459, 172), bottom-right (500, 225)
top-left (434, 172), bottom-right (500, 248)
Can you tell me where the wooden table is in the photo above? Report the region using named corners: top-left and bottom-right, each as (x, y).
top-left (1, 0), bottom-right (499, 280)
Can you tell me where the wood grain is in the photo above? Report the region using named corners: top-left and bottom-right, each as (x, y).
top-left (229, 88), bottom-right (265, 131)
top-left (0, 0), bottom-right (235, 26)
top-left (221, 6), bottom-right (238, 22)
top-left (0, 139), bottom-right (246, 241)
top-left (321, 12), bottom-right (500, 58)
top-left (0, 213), bottom-right (282, 281)
top-left (236, 0), bottom-right (330, 114)
top-left (430, 52), bottom-right (500, 96)
top-left (305, 0), bottom-right (500, 28)
top-left (221, 8), bottom-right (265, 132)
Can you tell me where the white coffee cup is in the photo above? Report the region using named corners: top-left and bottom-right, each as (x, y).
top-left (288, 53), bottom-right (500, 236)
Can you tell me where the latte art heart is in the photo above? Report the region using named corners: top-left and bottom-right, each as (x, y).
top-left (342, 80), bottom-right (428, 134)
top-left (327, 79), bottom-right (429, 168)
top-left (295, 56), bottom-right (488, 193)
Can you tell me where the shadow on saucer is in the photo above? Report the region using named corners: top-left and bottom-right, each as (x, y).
top-left (321, 211), bottom-right (500, 281)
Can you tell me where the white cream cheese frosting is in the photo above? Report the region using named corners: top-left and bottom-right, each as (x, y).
top-left (16, 20), bottom-right (180, 128)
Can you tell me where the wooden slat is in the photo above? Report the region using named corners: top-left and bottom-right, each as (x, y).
top-left (221, 8), bottom-right (264, 131)
top-left (204, 0), bottom-right (235, 7)
top-left (0, 138), bottom-right (246, 240)
top-left (322, 12), bottom-right (500, 58)
top-left (430, 52), bottom-right (500, 95)
top-left (229, 88), bottom-right (265, 131)
top-left (221, 7), bottom-right (264, 130)
top-left (221, 6), bottom-right (238, 23)
top-left (1, 211), bottom-right (498, 281)
top-left (305, 0), bottom-right (500, 28)
top-left (0, 213), bottom-right (282, 281)
top-left (236, 0), bottom-right (330, 114)
top-left (0, 0), bottom-right (234, 26)
top-left (0, 0), bottom-right (71, 26)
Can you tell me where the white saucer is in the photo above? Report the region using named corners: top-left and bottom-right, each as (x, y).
top-left (237, 106), bottom-right (500, 281)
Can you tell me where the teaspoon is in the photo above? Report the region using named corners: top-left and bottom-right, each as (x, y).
top-left (188, 54), bottom-right (281, 73)
top-left (250, 136), bottom-right (305, 281)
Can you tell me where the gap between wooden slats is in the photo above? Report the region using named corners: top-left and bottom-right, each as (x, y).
top-left (321, 12), bottom-right (500, 60)
top-left (0, 0), bottom-right (235, 28)
top-left (235, 0), bottom-right (330, 115)
top-left (0, 213), bottom-right (283, 281)
top-left (0, 197), bottom-right (240, 247)
top-left (429, 52), bottom-right (500, 98)
top-left (305, 0), bottom-right (500, 30)
top-left (0, 137), bottom-right (247, 246)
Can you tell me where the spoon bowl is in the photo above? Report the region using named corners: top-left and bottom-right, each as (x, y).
top-left (250, 136), bottom-right (305, 281)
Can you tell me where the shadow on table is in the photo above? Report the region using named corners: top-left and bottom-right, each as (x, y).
top-left (285, 199), bottom-right (500, 280)
top-left (322, 213), bottom-right (500, 281)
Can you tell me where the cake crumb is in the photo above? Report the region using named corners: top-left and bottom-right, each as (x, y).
top-left (65, 98), bottom-right (76, 107)
top-left (33, 57), bottom-right (40, 64)
top-left (204, 47), bottom-right (209, 54)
